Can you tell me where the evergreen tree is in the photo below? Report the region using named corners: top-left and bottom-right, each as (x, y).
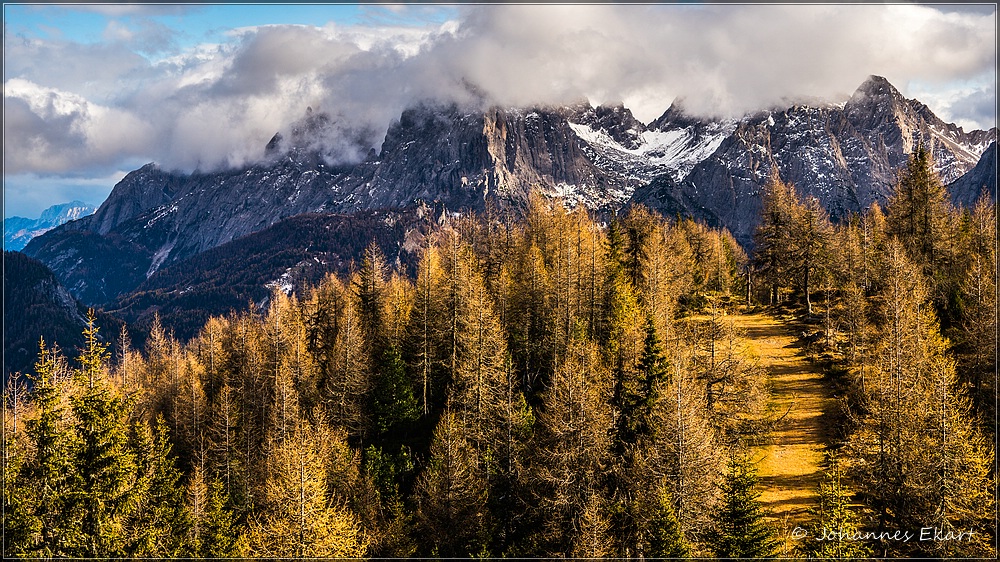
top-left (8, 340), bottom-right (83, 557)
top-left (607, 317), bottom-right (668, 557)
top-left (3, 412), bottom-right (34, 558)
top-left (357, 240), bottom-right (389, 347)
top-left (886, 144), bottom-right (955, 279)
top-left (129, 416), bottom-right (192, 557)
top-left (753, 173), bottom-right (798, 304)
top-left (71, 311), bottom-right (141, 557)
top-left (369, 344), bottom-right (420, 436)
top-left (187, 464), bottom-right (243, 558)
top-left (632, 317), bottom-right (669, 442)
top-left (647, 485), bottom-right (691, 558)
top-left (620, 205), bottom-right (658, 295)
top-left (200, 479), bottom-right (243, 557)
top-left (798, 454), bottom-right (871, 559)
top-left (706, 453), bottom-right (779, 558)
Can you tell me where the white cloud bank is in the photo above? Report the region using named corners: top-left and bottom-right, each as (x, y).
top-left (4, 3), bottom-right (997, 181)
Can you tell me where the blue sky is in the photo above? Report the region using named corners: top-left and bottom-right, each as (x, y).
top-left (4, 3), bottom-right (457, 51)
top-left (3, 3), bottom-right (996, 218)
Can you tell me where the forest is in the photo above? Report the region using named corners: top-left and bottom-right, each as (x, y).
top-left (3, 146), bottom-right (996, 558)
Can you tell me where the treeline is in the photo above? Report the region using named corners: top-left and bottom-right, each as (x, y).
top-left (4, 146), bottom-right (996, 558)
top-left (5, 195), bottom-right (771, 558)
top-left (753, 146), bottom-right (996, 558)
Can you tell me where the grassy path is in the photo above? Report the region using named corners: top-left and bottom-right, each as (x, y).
top-left (733, 312), bottom-right (835, 546)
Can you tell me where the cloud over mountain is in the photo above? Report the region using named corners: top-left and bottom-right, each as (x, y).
top-left (3, 4), bottom-right (996, 178)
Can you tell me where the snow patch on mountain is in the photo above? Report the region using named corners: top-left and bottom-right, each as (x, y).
top-left (266, 268), bottom-right (295, 295)
top-left (146, 238), bottom-right (176, 278)
top-left (568, 120), bottom-right (735, 182)
top-left (144, 204), bottom-right (179, 229)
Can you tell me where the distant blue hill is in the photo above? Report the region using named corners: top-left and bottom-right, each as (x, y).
top-left (4, 201), bottom-right (97, 251)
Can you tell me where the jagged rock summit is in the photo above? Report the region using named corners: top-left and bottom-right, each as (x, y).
top-left (632, 74), bottom-right (996, 244)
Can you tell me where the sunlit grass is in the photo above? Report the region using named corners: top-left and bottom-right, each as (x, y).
top-left (734, 312), bottom-right (836, 552)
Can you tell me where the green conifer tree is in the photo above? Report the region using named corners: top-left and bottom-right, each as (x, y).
top-left (607, 317), bottom-right (668, 557)
top-left (129, 416), bottom-right (192, 556)
top-left (71, 311), bottom-right (141, 557)
top-left (8, 340), bottom-right (83, 557)
top-left (706, 453), bottom-right (779, 558)
top-left (886, 144), bottom-right (954, 275)
top-left (369, 344), bottom-right (419, 436)
top-left (632, 316), bottom-right (669, 442)
top-left (647, 485), bottom-right (691, 558)
top-left (199, 479), bottom-right (243, 557)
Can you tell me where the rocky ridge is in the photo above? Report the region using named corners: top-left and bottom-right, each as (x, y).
top-left (24, 75), bottom-right (996, 305)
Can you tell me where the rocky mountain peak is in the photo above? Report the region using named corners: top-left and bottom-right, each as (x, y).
top-left (844, 74), bottom-right (911, 129)
top-left (646, 99), bottom-right (738, 144)
top-left (4, 201), bottom-right (99, 251)
top-left (36, 201), bottom-right (94, 223)
top-left (89, 163), bottom-right (184, 235)
top-left (849, 74), bottom-right (905, 104)
top-left (648, 98), bottom-right (704, 131)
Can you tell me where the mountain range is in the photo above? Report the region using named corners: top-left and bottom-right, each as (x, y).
top-left (15, 75), bottom-right (997, 345)
top-left (4, 201), bottom-right (97, 251)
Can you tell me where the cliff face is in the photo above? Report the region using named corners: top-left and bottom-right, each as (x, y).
top-left (25, 75), bottom-right (995, 305)
top-left (87, 164), bottom-right (186, 235)
top-left (482, 106), bottom-right (630, 211)
top-left (634, 75), bottom-right (996, 245)
top-left (948, 142), bottom-right (997, 208)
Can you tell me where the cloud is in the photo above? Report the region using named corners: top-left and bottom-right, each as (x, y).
top-left (3, 4), bottom-right (996, 180)
top-left (911, 79), bottom-right (998, 132)
top-left (3, 35), bottom-right (156, 103)
top-left (948, 83), bottom-right (998, 132)
top-left (3, 79), bottom-right (155, 174)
